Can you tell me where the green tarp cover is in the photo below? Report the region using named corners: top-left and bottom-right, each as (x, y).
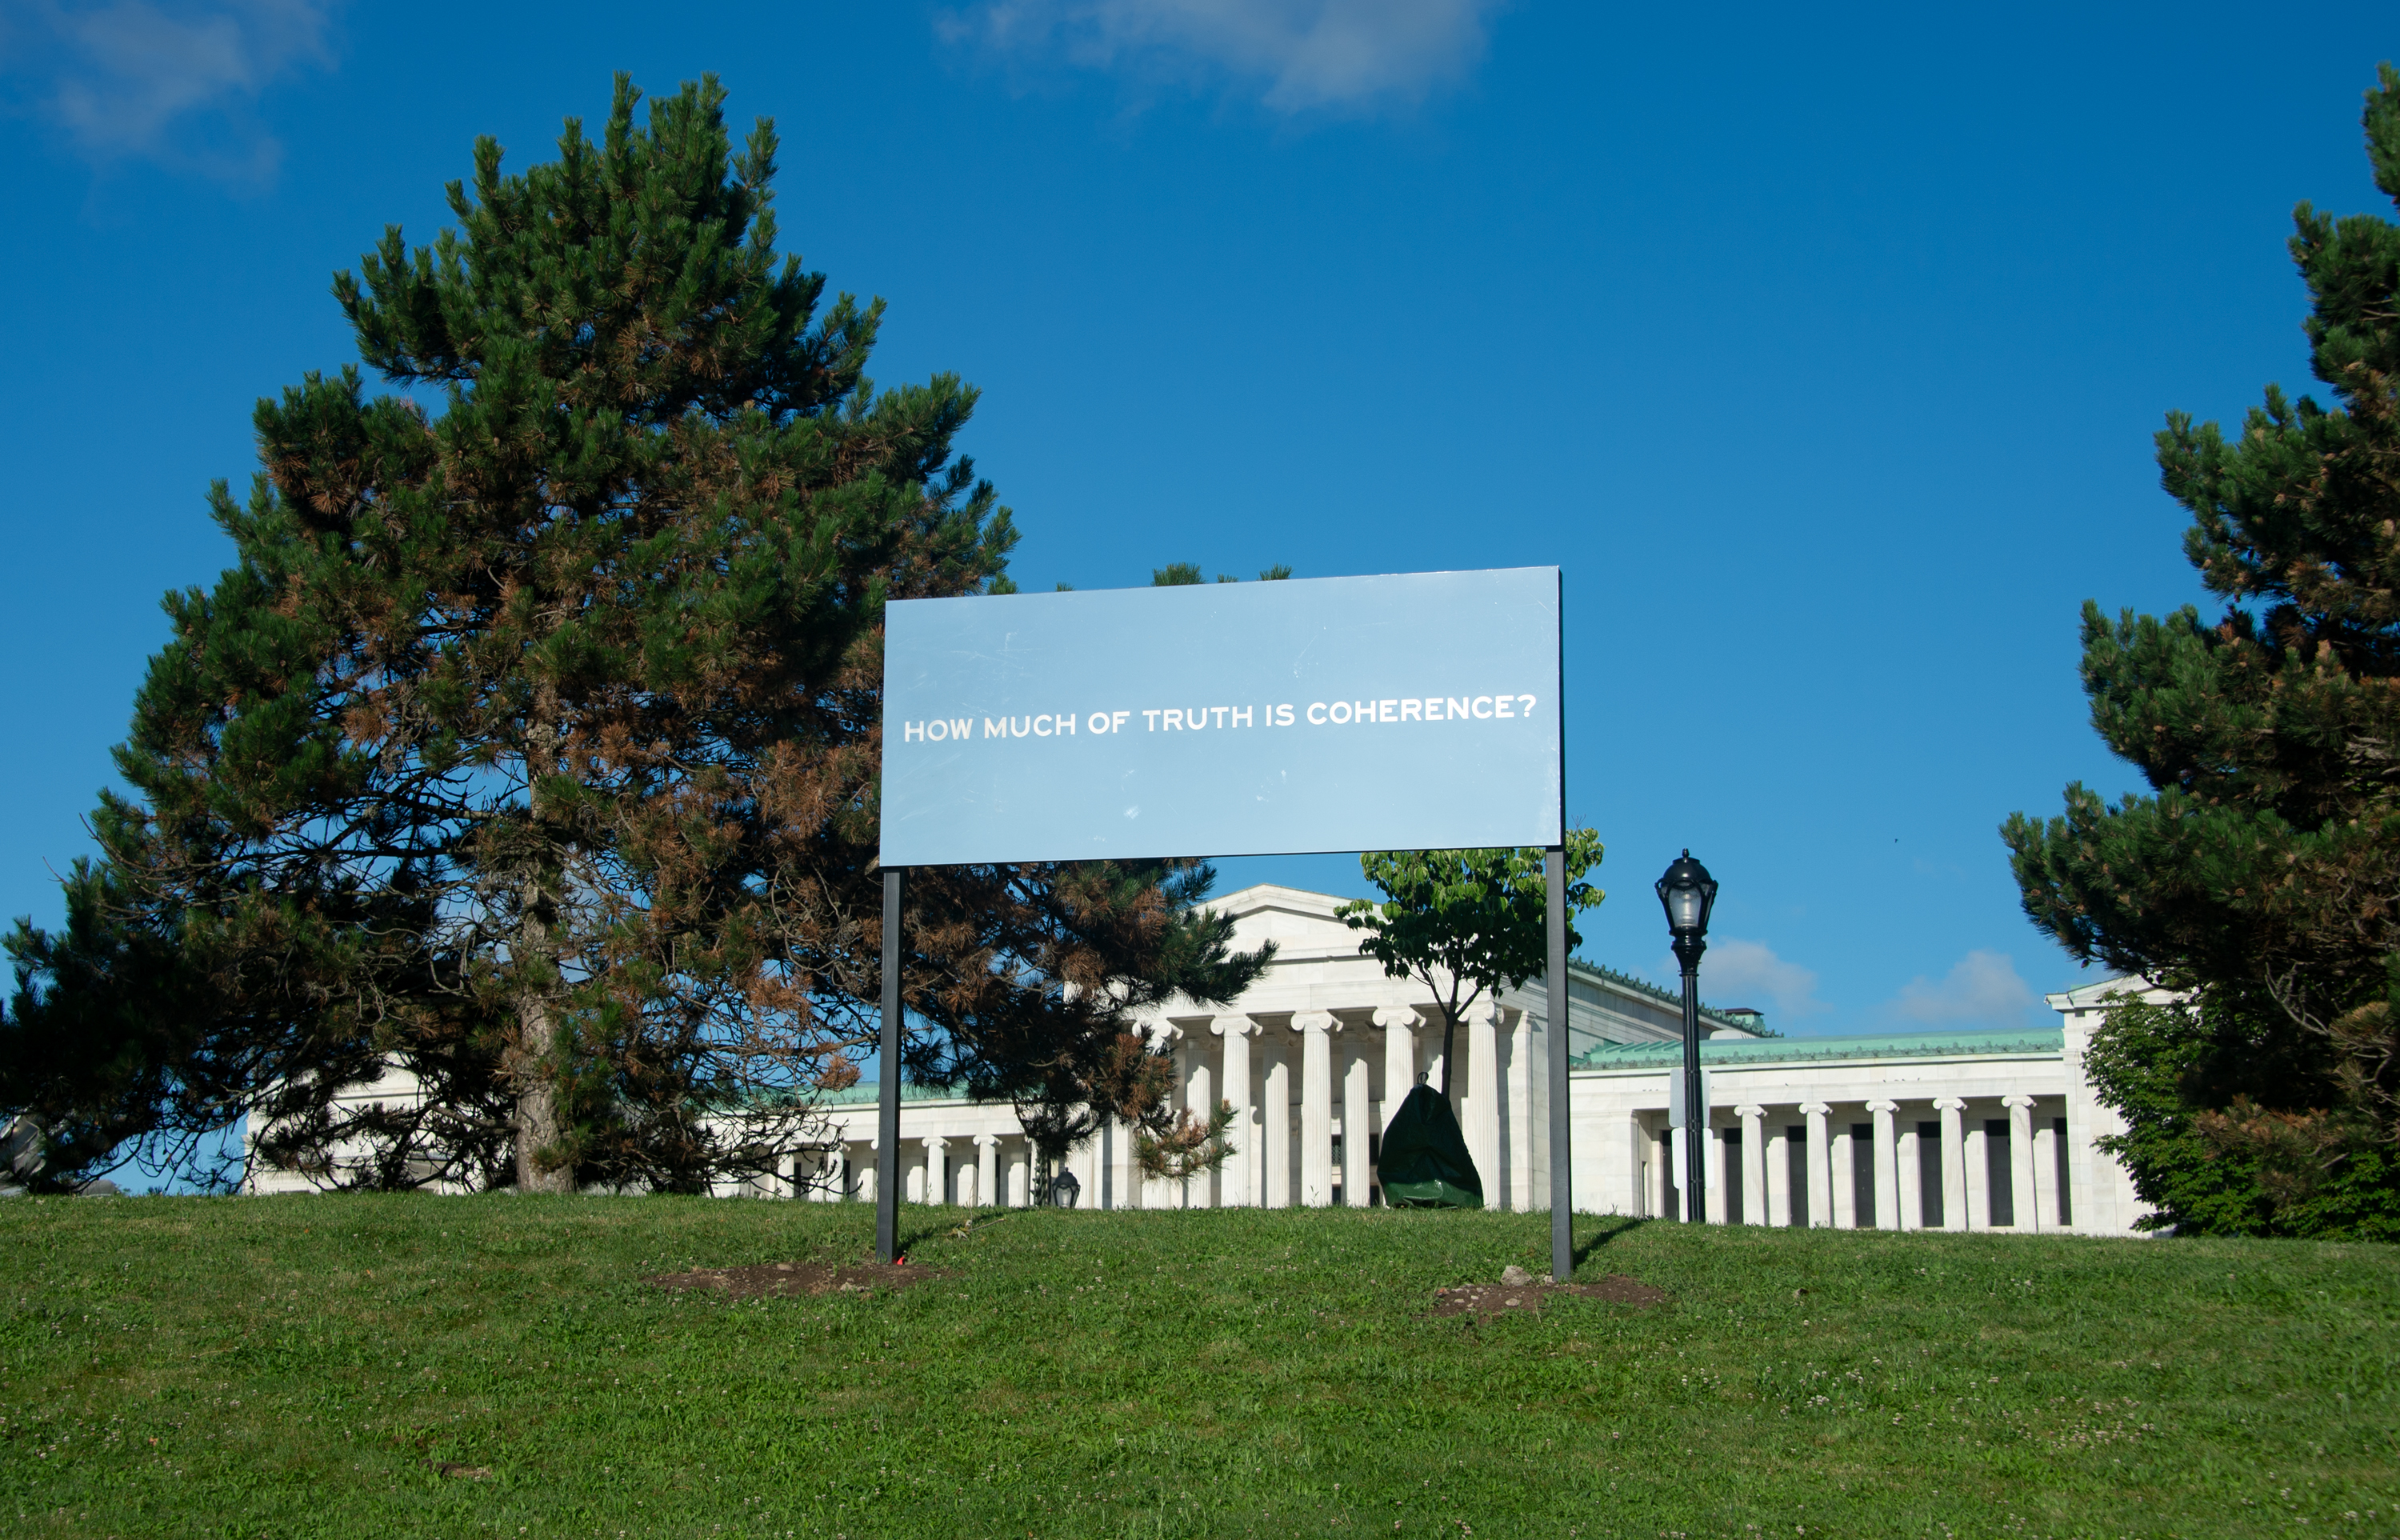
top-left (1377, 1084), bottom-right (1484, 1209)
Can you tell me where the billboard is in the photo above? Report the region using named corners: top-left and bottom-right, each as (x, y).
top-left (879, 566), bottom-right (1562, 867)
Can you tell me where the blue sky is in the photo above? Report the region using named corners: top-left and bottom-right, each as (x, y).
top-left (1, 1), bottom-right (2393, 1040)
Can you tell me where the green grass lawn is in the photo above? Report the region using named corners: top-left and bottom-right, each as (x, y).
top-left (2, 1195), bottom-right (2394, 1538)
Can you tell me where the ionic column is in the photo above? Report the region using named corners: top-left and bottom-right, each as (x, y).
top-left (1465, 1001), bottom-right (1502, 1196)
top-left (1184, 1031), bottom-right (1215, 1209)
top-left (1067, 1126), bottom-right (1098, 1208)
top-left (1262, 1029), bottom-right (1294, 1209)
top-left (1897, 1116), bottom-right (1924, 1230)
top-left (856, 1136), bottom-right (878, 1204)
top-left (974, 1134), bottom-right (999, 1210)
top-left (1648, 1124), bottom-right (1670, 1218)
top-left (1506, 1006), bottom-right (1535, 1211)
top-left (1800, 1103), bottom-right (1831, 1228)
top-left (1766, 1121), bottom-right (1792, 1226)
top-left (1006, 1139), bottom-right (1030, 1207)
top-left (1704, 1118), bottom-right (1727, 1225)
top-left (1341, 1026), bottom-right (1373, 1206)
top-left (1214, 1016), bottom-right (1258, 1208)
top-left (1867, 1100), bottom-right (1900, 1230)
top-left (2031, 1103), bottom-right (2058, 1232)
top-left (1934, 1097), bottom-right (1967, 1231)
top-left (1295, 1011), bottom-right (1336, 1207)
top-left (1109, 1114), bottom-right (1136, 1211)
top-left (2005, 1094), bottom-right (2038, 1231)
top-left (1737, 1105), bottom-right (1767, 1226)
top-left (1140, 1026), bottom-right (1185, 1210)
top-left (1831, 1118), bottom-right (1857, 1229)
top-left (922, 1136), bottom-right (948, 1206)
top-left (1375, 1004), bottom-right (1421, 1139)
top-left (1964, 1108), bottom-right (1990, 1231)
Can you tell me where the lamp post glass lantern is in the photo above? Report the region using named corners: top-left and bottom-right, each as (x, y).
top-left (1654, 850), bottom-right (1718, 1223)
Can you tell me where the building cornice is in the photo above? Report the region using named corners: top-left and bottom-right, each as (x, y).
top-left (1574, 1026), bottom-right (2066, 1070)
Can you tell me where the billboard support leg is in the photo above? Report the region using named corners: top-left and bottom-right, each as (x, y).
top-left (877, 866), bottom-right (904, 1264)
top-left (1546, 845), bottom-right (1572, 1283)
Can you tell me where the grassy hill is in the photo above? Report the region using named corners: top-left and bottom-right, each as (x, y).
top-left (2, 1194), bottom-right (2393, 1538)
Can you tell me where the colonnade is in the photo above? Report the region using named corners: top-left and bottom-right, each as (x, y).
top-left (794, 1000), bottom-right (1555, 1212)
top-left (1634, 1093), bottom-right (2071, 1232)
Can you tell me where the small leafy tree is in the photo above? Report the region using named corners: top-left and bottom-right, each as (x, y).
top-left (1336, 829), bottom-right (1604, 1107)
top-left (2080, 995), bottom-right (2400, 1240)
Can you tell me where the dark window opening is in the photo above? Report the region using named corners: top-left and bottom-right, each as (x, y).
top-left (1917, 1121), bottom-right (1944, 1228)
top-left (1786, 1130), bottom-right (1810, 1226)
top-left (2052, 1115), bottom-right (2072, 1226)
top-left (1985, 1118), bottom-right (2015, 1227)
top-left (1850, 1123), bottom-right (1876, 1227)
top-left (1723, 1128), bottom-right (1743, 1225)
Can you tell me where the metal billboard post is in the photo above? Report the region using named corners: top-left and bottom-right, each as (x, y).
top-left (1544, 562), bottom-right (1572, 1285)
top-left (1545, 845), bottom-right (1572, 1283)
top-left (876, 866), bottom-right (904, 1263)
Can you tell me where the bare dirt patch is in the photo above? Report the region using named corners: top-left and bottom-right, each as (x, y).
top-left (644, 1259), bottom-right (941, 1301)
top-left (1431, 1271), bottom-right (1668, 1318)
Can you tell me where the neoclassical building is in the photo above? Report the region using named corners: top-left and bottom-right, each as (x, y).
top-left (247, 884), bottom-right (2154, 1236)
top-left (760, 886), bottom-right (2153, 1237)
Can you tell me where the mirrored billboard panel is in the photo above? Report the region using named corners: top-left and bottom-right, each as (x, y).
top-left (880, 566), bottom-right (1562, 866)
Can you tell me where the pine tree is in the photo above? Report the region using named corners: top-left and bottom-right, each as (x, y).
top-left (2003, 65), bottom-right (2400, 1233)
top-left (2, 76), bottom-right (1266, 1193)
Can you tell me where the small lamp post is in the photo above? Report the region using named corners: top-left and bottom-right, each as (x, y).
top-left (1655, 850), bottom-right (1718, 1223)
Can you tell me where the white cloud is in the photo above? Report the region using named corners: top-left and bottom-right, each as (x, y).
top-left (1886, 950), bottom-right (2036, 1029)
top-left (1656, 936), bottom-right (1828, 1025)
top-left (938, 0), bottom-right (1504, 114)
top-left (3, 0), bottom-right (337, 182)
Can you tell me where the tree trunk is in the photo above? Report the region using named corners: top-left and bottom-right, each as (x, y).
top-left (511, 681), bottom-right (576, 1194)
top-left (1431, 974), bottom-right (1479, 1114)
top-left (513, 978), bottom-right (574, 1193)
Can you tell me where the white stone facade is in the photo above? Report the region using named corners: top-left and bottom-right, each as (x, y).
top-left (1570, 977), bottom-right (2156, 1236)
top-left (245, 885), bottom-right (2157, 1236)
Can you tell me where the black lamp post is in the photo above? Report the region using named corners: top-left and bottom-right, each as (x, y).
top-left (1655, 850), bottom-right (1718, 1223)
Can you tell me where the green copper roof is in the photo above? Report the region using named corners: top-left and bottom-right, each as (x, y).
top-left (1573, 1025), bottom-right (2066, 1070)
top-left (1566, 957), bottom-right (1763, 1034)
top-left (817, 1082), bottom-right (974, 1107)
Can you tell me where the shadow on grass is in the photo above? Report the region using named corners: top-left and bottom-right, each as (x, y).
top-left (906, 1208), bottom-right (1028, 1256)
top-left (1574, 1214), bottom-right (1646, 1273)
